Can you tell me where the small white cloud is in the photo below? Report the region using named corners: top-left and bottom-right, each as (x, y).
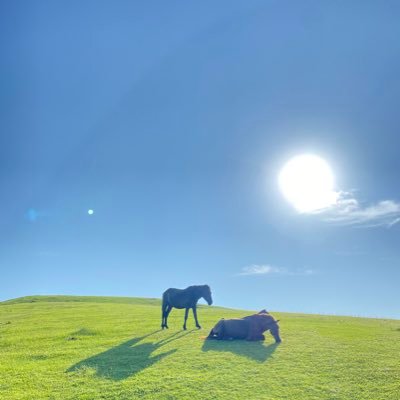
top-left (303, 269), bottom-right (315, 275)
top-left (238, 264), bottom-right (314, 276)
top-left (322, 192), bottom-right (400, 228)
top-left (238, 265), bottom-right (282, 275)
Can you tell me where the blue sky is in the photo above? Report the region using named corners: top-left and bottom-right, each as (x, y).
top-left (1, 1), bottom-right (399, 318)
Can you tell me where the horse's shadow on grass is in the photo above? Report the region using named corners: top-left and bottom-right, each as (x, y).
top-left (202, 339), bottom-right (279, 363)
top-left (67, 330), bottom-right (192, 380)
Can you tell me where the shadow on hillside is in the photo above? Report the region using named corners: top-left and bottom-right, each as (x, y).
top-left (66, 330), bottom-right (193, 380)
top-left (202, 338), bottom-right (279, 363)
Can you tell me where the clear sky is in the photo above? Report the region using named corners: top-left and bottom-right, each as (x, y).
top-left (1, 1), bottom-right (399, 318)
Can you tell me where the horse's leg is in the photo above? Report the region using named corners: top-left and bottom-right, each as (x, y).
top-left (164, 305), bottom-right (172, 329)
top-left (245, 319), bottom-right (256, 341)
top-left (192, 306), bottom-right (201, 329)
top-left (183, 308), bottom-right (189, 330)
top-left (161, 294), bottom-right (168, 329)
top-left (161, 301), bottom-right (168, 329)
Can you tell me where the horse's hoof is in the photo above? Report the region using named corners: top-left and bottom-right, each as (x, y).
top-left (196, 326), bottom-right (201, 329)
top-left (183, 327), bottom-right (187, 331)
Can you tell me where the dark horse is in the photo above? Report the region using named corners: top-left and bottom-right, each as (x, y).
top-left (161, 285), bottom-right (213, 330)
top-left (207, 310), bottom-right (282, 342)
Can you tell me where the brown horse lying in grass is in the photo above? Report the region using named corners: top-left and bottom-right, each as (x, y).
top-left (207, 310), bottom-right (281, 343)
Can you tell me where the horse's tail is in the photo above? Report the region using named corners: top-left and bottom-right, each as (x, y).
top-left (161, 291), bottom-right (166, 313)
top-left (207, 328), bottom-right (216, 339)
top-left (207, 319), bottom-right (225, 340)
top-left (161, 291), bottom-right (167, 328)
top-left (161, 290), bottom-right (170, 315)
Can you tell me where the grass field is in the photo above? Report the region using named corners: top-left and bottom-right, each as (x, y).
top-left (0, 296), bottom-right (399, 400)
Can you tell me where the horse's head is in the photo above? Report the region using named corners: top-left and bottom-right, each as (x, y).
top-left (253, 314), bottom-right (281, 343)
top-left (269, 319), bottom-right (282, 343)
top-left (201, 285), bottom-right (213, 305)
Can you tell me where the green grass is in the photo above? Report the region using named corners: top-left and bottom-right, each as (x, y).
top-left (0, 296), bottom-right (399, 399)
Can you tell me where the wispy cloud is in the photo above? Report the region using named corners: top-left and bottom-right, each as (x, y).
top-left (388, 217), bottom-right (400, 228)
top-left (238, 264), bottom-right (314, 276)
top-left (239, 265), bottom-right (282, 275)
top-left (318, 191), bottom-right (400, 228)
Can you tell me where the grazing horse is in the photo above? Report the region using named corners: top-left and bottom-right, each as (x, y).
top-left (161, 285), bottom-right (213, 330)
top-left (207, 310), bottom-right (281, 342)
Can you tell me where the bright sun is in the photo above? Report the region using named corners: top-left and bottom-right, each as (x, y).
top-left (278, 154), bottom-right (338, 213)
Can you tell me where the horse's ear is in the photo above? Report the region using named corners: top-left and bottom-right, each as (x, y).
top-left (258, 309), bottom-right (268, 314)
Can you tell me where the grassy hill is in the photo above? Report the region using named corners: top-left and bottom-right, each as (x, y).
top-left (0, 296), bottom-right (399, 400)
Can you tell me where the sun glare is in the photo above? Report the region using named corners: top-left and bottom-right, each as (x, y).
top-left (278, 154), bottom-right (338, 213)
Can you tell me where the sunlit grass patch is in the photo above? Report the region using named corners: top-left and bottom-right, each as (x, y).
top-left (0, 296), bottom-right (399, 400)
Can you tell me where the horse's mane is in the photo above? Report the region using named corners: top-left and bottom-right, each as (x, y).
top-left (186, 284), bottom-right (209, 290)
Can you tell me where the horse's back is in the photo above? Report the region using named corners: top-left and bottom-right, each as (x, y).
top-left (215, 317), bottom-right (250, 339)
top-left (163, 288), bottom-right (185, 298)
top-left (162, 287), bottom-right (192, 308)
top-left (163, 288), bottom-right (179, 296)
